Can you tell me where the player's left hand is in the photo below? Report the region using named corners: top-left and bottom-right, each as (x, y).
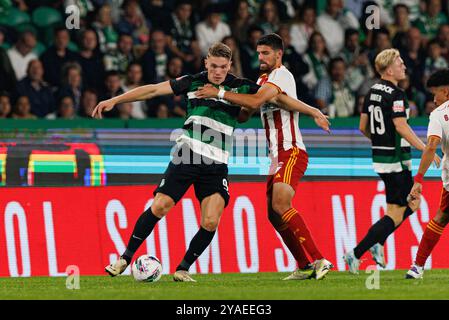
top-left (313, 111), bottom-right (331, 134)
top-left (196, 84), bottom-right (219, 98)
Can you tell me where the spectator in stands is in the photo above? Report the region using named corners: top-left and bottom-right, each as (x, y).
top-left (368, 28), bottom-right (392, 65)
top-left (222, 35), bottom-right (243, 78)
top-left (257, 0), bottom-right (281, 35)
top-left (424, 39), bottom-right (449, 84)
top-left (100, 70), bottom-right (124, 117)
top-left (122, 62), bottom-right (147, 119)
top-left (156, 104), bottom-right (169, 118)
top-left (57, 62), bottom-right (83, 112)
top-left (290, 5), bottom-right (316, 55)
top-left (140, 0), bottom-right (172, 30)
top-left (315, 57), bottom-right (356, 118)
top-left (303, 31), bottom-right (330, 93)
top-left (104, 33), bottom-right (135, 73)
top-left (195, 5), bottom-right (231, 57)
top-left (230, 0), bottom-right (255, 44)
top-left (41, 27), bottom-right (78, 88)
top-left (388, 4), bottom-right (411, 50)
top-left (79, 88), bottom-right (98, 118)
top-left (164, 56), bottom-right (187, 117)
top-left (116, 0), bottom-right (150, 45)
top-left (117, 102), bottom-right (134, 120)
top-left (46, 96), bottom-right (77, 119)
top-left (0, 93), bottom-right (11, 118)
top-left (0, 47), bottom-right (16, 94)
top-left (11, 96), bottom-right (37, 119)
top-left (399, 73), bottom-right (426, 116)
top-left (146, 56), bottom-right (187, 118)
top-left (413, 0), bottom-right (448, 40)
top-left (316, 0), bottom-right (359, 57)
top-left (277, 24), bottom-right (312, 103)
top-left (437, 24), bottom-right (449, 61)
top-left (16, 59), bottom-right (55, 117)
top-left (240, 25), bottom-right (264, 81)
top-left (92, 4), bottom-right (119, 53)
top-left (7, 30), bottom-right (38, 81)
top-left (141, 29), bottom-right (172, 84)
top-left (165, 0), bottom-right (201, 73)
top-left (76, 29), bottom-right (105, 91)
top-left (340, 28), bottom-right (374, 93)
top-left (401, 27), bottom-right (426, 92)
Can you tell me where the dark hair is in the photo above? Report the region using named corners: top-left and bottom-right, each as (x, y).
top-left (257, 33), bottom-right (284, 51)
top-left (328, 57), bottom-right (346, 73)
top-left (345, 28), bottom-right (359, 40)
top-left (247, 24), bottom-right (264, 38)
top-left (393, 3), bottom-right (409, 14)
top-left (427, 38), bottom-right (441, 48)
top-left (105, 70), bottom-right (121, 79)
top-left (427, 69), bottom-right (449, 87)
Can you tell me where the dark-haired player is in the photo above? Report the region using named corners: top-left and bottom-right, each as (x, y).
top-left (406, 69), bottom-right (449, 279)
top-left (343, 49), bottom-right (441, 274)
top-left (93, 42), bottom-right (329, 282)
top-left (196, 33), bottom-right (333, 280)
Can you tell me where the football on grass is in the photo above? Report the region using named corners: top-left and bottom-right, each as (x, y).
top-left (131, 255), bottom-right (162, 282)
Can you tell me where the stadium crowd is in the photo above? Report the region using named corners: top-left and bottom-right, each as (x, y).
top-left (0, 0), bottom-right (448, 119)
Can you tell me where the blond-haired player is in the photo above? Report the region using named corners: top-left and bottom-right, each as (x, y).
top-left (343, 49), bottom-right (441, 274)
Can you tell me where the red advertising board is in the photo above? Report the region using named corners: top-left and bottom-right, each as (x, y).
top-left (0, 180), bottom-right (447, 277)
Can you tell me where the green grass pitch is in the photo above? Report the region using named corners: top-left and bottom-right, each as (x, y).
top-left (1, 270), bottom-right (449, 300)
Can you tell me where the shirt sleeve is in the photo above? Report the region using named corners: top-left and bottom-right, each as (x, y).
top-left (427, 112), bottom-right (443, 138)
top-left (266, 68), bottom-right (292, 93)
top-left (391, 89), bottom-right (407, 118)
top-left (169, 75), bottom-right (193, 96)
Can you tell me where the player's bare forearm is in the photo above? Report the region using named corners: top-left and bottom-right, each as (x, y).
top-left (417, 144), bottom-right (437, 176)
top-left (393, 118), bottom-right (425, 151)
top-left (223, 91), bottom-right (266, 110)
top-left (275, 94), bottom-right (317, 116)
top-left (112, 81), bottom-right (172, 104)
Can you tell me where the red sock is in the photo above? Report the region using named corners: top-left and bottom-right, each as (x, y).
top-left (415, 219), bottom-right (444, 266)
top-left (282, 208), bottom-right (323, 261)
top-left (277, 225), bottom-right (310, 269)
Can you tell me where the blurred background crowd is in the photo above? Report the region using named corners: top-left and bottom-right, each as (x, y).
top-left (0, 0), bottom-right (449, 120)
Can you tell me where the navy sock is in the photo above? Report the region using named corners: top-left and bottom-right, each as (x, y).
top-left (354, 216), bottom-right (395, 259)
top-left (176, 227), bottom-right (216, 271)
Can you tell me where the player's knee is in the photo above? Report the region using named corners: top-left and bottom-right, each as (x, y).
top-left (201, 217), bottom-right (219, 231)
top-left (151, 196), bottom-right (174, 218)
top-left (435, 211), bottom-right (449, 227)
top-left (271, 197), bottom-right (290, 216)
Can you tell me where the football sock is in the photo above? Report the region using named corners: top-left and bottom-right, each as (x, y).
top-left (277, 224), bottom-right (311, 269)
top-left (122, 207), bottom-right (160, 264)
top-left (353, 216), bottom-right (395, 259)
top-left (176, 227), bottom-right (216, 271)
top-left (403, 206), bottom-right (414, 220)
top-left (415, 219), bottom-right (444, 266)
top-left (281, 208), bottom-right (323, 261)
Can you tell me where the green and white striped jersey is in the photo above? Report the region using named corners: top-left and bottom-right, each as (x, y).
top-left (169, 72), bottom-right (259, 164)
top-left (362, 79), bottom-right (411, 173)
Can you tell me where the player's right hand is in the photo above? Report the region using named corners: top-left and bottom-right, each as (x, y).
top-left (313, 111), bottom-right (331, 134)
top-left (433, 154), bottom-right (441, 168)
top-left (408, 182), bottom-right (422, 202)
top-left (92, 99), bottom-right (115, 119)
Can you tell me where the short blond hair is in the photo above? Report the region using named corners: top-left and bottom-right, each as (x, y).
top-left (375, 49), bottom-right (400, 74)
top-left (208, 42), bottom-right (232, 60)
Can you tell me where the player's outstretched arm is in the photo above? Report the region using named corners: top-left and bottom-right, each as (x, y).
top-left (195, 83), bottom-right (278, 110)
top-left (274, 94), bottom-right (330, 133)
top-left (409, 135), bottom-right (441, 199)
top-left (92, 81), bottom-right (173, 119)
